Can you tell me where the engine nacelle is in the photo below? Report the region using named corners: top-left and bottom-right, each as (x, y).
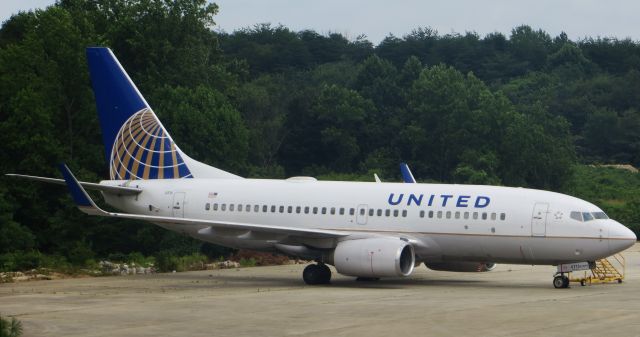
top-left (330, 238), bottom-right (415, 278)
top-left (425, 261), bottom-right (496, 272)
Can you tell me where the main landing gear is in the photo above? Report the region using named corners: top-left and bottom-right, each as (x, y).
top-left (303, 263), bottom-right (331, 285)
top-left (553, 273), bottom-right (570, 289)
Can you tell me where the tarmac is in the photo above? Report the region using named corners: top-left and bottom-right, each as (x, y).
top-left (1, 244), bottom-right (639, 337)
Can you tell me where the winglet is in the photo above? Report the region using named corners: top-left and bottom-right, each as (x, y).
top-left (57, 164), bottom-right (106, 215)
top-left (400, 163), bottom-right (416, 183)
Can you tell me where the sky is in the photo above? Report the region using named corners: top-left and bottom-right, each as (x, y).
top-left (2, 0), bottom-right (640, 44)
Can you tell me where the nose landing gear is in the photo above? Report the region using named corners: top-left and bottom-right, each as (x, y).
top-left (553, 273), bottom-right (570, 288)
top-left (303, 263), bottom-right (332, 285)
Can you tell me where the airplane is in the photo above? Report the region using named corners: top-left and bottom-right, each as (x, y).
top-left (8, 47), bottom-right (637, 288)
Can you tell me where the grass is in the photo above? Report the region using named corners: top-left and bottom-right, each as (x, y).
top-left (0, 315), bottom-right (23, 337)
top-left (563, 165), bottom-right (640, 235)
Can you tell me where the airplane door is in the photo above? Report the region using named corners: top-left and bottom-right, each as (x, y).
top-left (531, 203), bottom-right (548, 237)
top-left (356, 204), bottom-right (368, 225)
top-left (172, 192), bottom-right (185, 218)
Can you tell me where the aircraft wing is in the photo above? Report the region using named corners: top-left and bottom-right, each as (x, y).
top-left (6, 173), bottom-right (142, 195)
top-left (57, 164), bottom-right (348, 240)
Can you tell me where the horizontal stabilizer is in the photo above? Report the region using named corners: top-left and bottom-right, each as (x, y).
top-left (6, 174), bottom-right (142, 195)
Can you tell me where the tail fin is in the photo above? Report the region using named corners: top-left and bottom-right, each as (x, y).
top-left (86, 47), bottom-right (240, 180)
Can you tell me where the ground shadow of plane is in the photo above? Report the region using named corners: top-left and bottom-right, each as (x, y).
top-left (196, 273), bottom-right (546, 291)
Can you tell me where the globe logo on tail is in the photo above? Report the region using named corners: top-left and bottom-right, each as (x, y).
top-left (110, 109), bottom-right (192, 180)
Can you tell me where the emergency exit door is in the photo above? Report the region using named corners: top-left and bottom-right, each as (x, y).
top-left (172, 192), bottom-right (185, 218)
top-left (531, 202), bottom-right (548, 237)
top-left (356, 204), bottom-right (368, 225)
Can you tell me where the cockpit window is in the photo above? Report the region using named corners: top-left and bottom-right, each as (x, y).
top-left (592, 212), bottom-right (609, 219)
top-left (570, 211), bottom-right (583, 222)
top-left (582, 212), bottom-right (594, 221)
top-left (571, 210), bottom-right (608, 222)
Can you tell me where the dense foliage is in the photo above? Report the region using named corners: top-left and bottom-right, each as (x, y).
top-left (0, 0), bottom-right (638, 269)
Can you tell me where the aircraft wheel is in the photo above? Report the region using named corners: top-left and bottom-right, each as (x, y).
top-left (553, 275), bottom-right (569, 289)
top-left (318, 263), bottom-right (332, 284)
top-left (303, 264), bottom-right (331, 285)
top-left (580, 279), bottom-right (586, 286)
top-left (562, 276), bottom-right (570, 288)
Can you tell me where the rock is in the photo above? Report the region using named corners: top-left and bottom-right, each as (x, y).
top-left (217, 260), bottom-right (240, 269)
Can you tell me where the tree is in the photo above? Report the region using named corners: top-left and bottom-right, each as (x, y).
top-left (150, 85), bottom-right (249, 173)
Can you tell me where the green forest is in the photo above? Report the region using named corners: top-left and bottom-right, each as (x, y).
top-left (1, 0), bottom-right (639, 271)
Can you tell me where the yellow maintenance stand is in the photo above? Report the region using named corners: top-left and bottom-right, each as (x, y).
top-left (553, 254), bottom-right (625, 288)
top-left (570, 254), bottom-right (625, 286)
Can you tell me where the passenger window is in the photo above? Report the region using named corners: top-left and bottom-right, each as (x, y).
top-left (339, 208), bottom-right (345, 215)
top-left (482, 212), bottom-right (487, 220)
top-left (238, 204), bottom-right (242, 212)
top-left (570, 211), bottom-right (582, 221)
top-left (428, 210), bottom-right (434, 218)
top-left (246, 204), bottom-right (251, 212)
top-left (455, 211), bottom-right (460, 219)
top-left (393, 210), bottom-right (399, 217)
top-left (385, 209), bottom-right (390, 217)
top-left (376, 209), bottom-right (381, 216)
top-left (437, 211), bottom-right (442, 218)
top-left (446, 211), bottom-right (451, 219)
top-left (491, 213), bottom-right (496, 220)
top-left (304, 206), bottom-right (310, 214)
top-left (205, 203), bottom-right (210, 211)
top-left (313, 207), bottom-right (318, 214)
top-left (331, 207), bottom-right (336, 215)
top-left (359, 208), bottom-right (365, 215)
top-left (402, 210), bottom-right (407, 217)
top-left (420, 210), bottom-right (425, 218)
top-left (278, 206), bottom-right (283, 213)
top-left (271, 205), bottom-right (276, 213)
top-left (473, 212), bottom-right (478, 219)
top-left (213, 203), bottom-right (219, 211)
top-left (500, 213), bottom-right (506, 220)
top-left (254, 205), bottom-right (259, 212)
top-left (287, 206), bottom-right (292, 213)
top-left (322, 207), bottom-right (327, 215)
top-left (296, 206), bottom-right (301, 214)
top-left (230, 204), bottom-right (235, 211)
top-left (349, 208), bottom-right (355, 215)
top-left (368, 209), bottom-right (374, 216)
top-left (582, 212), bottom-right (594, 221)
top-left (262, 205), bottom-right (267, 212)
top-left (464, 212), bottom-right (469, 219)
top-left (221, 204), bottom-right (226, 211)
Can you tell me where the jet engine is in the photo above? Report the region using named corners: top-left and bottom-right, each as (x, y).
top-left (329, 238), bottom-right (415, 278)
top-left (425, 261), bottom-right (496, 272)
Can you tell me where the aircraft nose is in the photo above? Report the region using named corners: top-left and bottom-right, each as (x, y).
top-left (609, 220), bottom-right (637, 255)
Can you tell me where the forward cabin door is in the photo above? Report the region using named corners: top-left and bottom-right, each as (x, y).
top-left (172, 192), bottom-right (186, 218)
top-left (356, 204), bottom-right (368, 225)
top-left (531, 202), bottom-right (548, 237)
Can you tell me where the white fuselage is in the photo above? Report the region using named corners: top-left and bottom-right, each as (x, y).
top-left (102, 178), bottom-right (636, 265)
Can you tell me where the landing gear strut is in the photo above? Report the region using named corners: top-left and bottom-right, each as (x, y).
top-left (553, 273), bottom-right (570, 289)
top-left (303, 263), bottom-right (331, 285)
